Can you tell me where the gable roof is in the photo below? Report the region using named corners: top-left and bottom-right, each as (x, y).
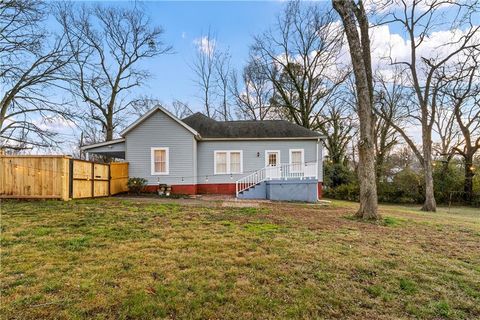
top-left (182, 112), bottom-right (322, 139)
top-left (120, 105), bottom-right (199, 137)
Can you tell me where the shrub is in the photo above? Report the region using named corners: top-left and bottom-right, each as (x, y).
top-left (324, 182), bottom-right (359, 201)
top-left (377, 168), bottom-right (424, 204)
top-left (324, 162), bottom-right (356, 188)
top-left (433, 163), bottom-right (464, 204)
top-left (127, 177), bottom-right (147, 195)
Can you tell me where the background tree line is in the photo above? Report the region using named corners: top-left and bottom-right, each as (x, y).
top-left (1, 0), bottom-right (479, 213)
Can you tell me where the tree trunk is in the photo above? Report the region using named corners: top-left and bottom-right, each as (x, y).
top-left (376, 152), bottom-right (384, 183)
top-left (421, 115), bottom-right (436, 212)
top-left (333, 0), bottom-right (379, 220)
top-left (464, 153), bottom-right (474, 203)
top-left (422, 160), bottom-right (436, 211)
top-left (106, 114), bottom-right (114, 141)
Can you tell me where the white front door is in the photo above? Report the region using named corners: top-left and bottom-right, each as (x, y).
top-left (265, 151), bottom-right (280, 179)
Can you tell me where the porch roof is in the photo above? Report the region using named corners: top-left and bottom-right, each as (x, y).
top-left (80, 139), bottom-right (126, 159)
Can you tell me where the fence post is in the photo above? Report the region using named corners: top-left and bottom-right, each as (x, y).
top-left (91, 162), bottom-right (95, 198)
top-left (108, 163), bottom-right (111, 196)
top-left (69, 158), bottom-right (74, 199)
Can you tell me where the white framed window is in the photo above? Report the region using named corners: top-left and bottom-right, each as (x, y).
top-left (289, 149), bottom-right (304, 173)
top-left (151, 147), bottom-right (169, 175)
top-left (214, 150), bottom-right (243, 174)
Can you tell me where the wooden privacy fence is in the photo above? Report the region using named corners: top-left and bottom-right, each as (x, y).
top-left (0, 155), bottom-right (128, 200)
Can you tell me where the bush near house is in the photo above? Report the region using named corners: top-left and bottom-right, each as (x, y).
top-left (127, 177), bottom-right (148, 195)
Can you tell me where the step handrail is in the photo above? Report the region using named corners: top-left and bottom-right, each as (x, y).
top-left (235, 166), bottom-right (267, 197)
top-left (235, 162), bottom-right (318, 197)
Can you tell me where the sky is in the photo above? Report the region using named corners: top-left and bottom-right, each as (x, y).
top-left (122, 0), bottom-right (288, 110)
top-left (37, 0), bottom-right (292, 150)
top-left (23, 0), bottom-right (479, 152)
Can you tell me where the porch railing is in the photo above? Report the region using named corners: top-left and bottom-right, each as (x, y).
top-left (235, 162), bottom-right (318, 196)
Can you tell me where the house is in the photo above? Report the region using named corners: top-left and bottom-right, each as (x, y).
top-left (81, 106), bottom-right (324, 202)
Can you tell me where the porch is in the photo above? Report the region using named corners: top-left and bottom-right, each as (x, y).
top-left (236, 162), bottom-right (320, 202)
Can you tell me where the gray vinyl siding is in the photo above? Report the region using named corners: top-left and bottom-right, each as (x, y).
top-left (125, 110), bottom-right (196, 185)
top-left (197, 139), bottom-right (323, 184)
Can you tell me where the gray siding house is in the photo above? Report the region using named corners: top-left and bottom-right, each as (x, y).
top-left (82, 106), bottom-right (324, 201)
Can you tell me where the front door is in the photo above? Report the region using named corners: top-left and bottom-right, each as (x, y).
top-left (265, 151), bottom-right (280, 179)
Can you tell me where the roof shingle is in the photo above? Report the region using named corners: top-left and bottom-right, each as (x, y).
top-left (182, 113), bottom-right (321, 139)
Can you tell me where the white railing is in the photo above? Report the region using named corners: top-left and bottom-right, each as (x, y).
top-left (235, 162), bottom-right (318, 196)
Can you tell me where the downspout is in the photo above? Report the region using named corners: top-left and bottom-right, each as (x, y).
top-left (316, 138), bottom-right (320, 200)
top-left (316, 138), bottom-right (319, 179)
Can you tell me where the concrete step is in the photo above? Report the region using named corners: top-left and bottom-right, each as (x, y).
top-left (237, 181), bottom-right (267, 199)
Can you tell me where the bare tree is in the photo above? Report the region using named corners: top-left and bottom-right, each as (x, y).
top-left (231, 58), bottom-right (275, 120)
top-left (377, 0), bottom-right (480, 211)
top-left (443, 50), bottom-right (480, 202)
top-left (215, 50), bottom-right (232, 120)
top-left (373, 70), bottom-right (411, 181)
top-left (170, 100), bottom-right (193, 119)
top-left (129, 95), bottom-right (163, 118)
top-left (191, 30), bottom-right (217, 118)
top-left (432, 103), bottom-right (460, 168)
top-left (129, 96), bottom-right (192, 119)
top-left (1, 0), bottom-right (73, 151)
top-left (57, 3), bottom-right (172, 142)
top-left (251, 1), bottom-right (348, 130)
top-left (318, 102), bottom-right (355, 166)
top-left (333, 0), bottom-right (379, 219)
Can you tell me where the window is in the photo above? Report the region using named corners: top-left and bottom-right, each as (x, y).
top-left (265, 150), bottom-right (280, 167)
top-left (230, 152), bottom-right (241, 173)
top-left (289, 149), bottom-right (304, 172)
top-left (216, 152), bottom-right (228, 174)
top-left (214, 150), bottom-right (243, 174)
top-left (151, 147), bottom-right (169, 175)
top-left (268, 153), bottom-right (277, 166)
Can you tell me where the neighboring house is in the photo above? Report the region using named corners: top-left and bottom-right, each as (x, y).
top-left (82, 106), bottom-right (324, 202)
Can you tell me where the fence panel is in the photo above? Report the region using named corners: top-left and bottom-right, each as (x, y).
top-left (110, 162), bottom-right (129, 195)
top-left (0, 156), bottom-right (70, 200)
top-left (71, 160), bottom-right (93, 199)
top-left (0, 156), bottom-right (128, 200)
top-left (93, 163), bottom-right (109, 197)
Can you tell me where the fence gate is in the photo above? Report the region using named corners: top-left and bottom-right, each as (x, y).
top-left (109, 162), bottom-right (129, 195)
top-left (69, 160), bottom-right (110, 199)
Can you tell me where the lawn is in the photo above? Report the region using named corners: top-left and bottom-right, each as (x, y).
top-left (1, 198), bottom-right (479, 319)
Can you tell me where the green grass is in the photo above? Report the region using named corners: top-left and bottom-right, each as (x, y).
top-left (1, 198), bottom-right (479, 319)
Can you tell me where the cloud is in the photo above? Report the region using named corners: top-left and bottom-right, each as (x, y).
top-left (35, 115), bottom-right (75, 133)
top-left (193, 36), bottom-right (216, 56)
top-left (366, 24), bottom-right (480, 79)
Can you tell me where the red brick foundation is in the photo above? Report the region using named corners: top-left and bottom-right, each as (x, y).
top-left (142, 183), bottom-right (236, 195)
top-left (143, 182), bottom-right (322, 198)
top-left (197, 183), bottom-right (236, 195)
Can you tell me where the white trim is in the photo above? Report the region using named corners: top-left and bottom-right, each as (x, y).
top-left (264, 150), bottom-right (280, 167)
top-left (121, 105), bottom-right (199, 137)
top-left (214, 150), bottom-right (243, 175)
top-left (201, 136), bottom-right (323, 141)
top-left (289, 149), bottom-right (304, 173)
top-left (151, 147), bottom-right (170, 175)
top-left (81, 138), bottom-right (125, 151)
